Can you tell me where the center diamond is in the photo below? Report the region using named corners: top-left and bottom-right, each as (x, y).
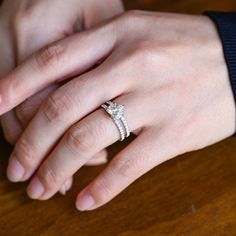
top-left (107, 103), bottom-right (124, 119)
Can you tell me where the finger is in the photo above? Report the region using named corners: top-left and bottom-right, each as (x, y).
top-left (0, 23), bottom-right (117, 115)
top-left (1, 110), bottom-right (23, 145)
top-left (26, 96), bottom-right (142, 200)
top-left (75, 129), bottom-right (177, 211)
top-left (15, 84), bottom-right (59, 127)
top-left (58, 150), bottom-right (108, 195)
top-left (7, 60), bottom-right (128, 183)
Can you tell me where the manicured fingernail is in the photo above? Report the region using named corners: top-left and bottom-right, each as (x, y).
top-left (7, 157), bottom-right (25, 182)
top-left (27, 177), bottom-right (45, 199)
top-left (76, 194), bottom-right (95, 211)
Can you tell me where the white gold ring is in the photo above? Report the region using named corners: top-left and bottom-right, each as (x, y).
top-left (101, 101), bottom-right (130, 141)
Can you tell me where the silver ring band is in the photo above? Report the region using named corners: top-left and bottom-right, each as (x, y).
top-left (101, 101), bottom-right (130, 141)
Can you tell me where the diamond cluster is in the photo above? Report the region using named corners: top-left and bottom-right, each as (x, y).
top-left (102, 101), bottom-right (130, 141)
top-left (106, 102), bottom-right (124, 120)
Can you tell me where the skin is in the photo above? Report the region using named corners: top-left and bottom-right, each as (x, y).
top-left (0, 0), bottom-right (124, 194)
top-left (0, 10), bottom-right (235, 211)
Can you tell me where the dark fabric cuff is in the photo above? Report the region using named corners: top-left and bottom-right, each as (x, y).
top-left (204, 11), bottom-right (236, 136)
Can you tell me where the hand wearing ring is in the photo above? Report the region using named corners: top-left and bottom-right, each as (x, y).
top-left (0, 11), bottom-right (235, 211)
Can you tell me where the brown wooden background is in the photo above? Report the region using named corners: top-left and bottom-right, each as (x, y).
top-left (1, 1), bottom-right (236, 236)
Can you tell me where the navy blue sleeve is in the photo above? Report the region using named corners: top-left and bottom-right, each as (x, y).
top-left (204, 12), bottom-right (236, 136)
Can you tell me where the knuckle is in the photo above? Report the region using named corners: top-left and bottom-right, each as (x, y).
top-left (15, 137), bottom-right (34, 167)
top-left (112, 157), bottom-right (139, 178)
top-left (38, 164), bottom-right (61, 189)
top-left (42, 92), bottom-right (75, 123)
top-left (127, 42), bottom-right (158, 70)
top-left (66, 123), bottom-right (97, 153)
top-left (34, 43), bottom-right (65, 71)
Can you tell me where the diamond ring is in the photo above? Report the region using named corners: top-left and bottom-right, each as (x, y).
top-left (101, 101), bottom-right (130, 141)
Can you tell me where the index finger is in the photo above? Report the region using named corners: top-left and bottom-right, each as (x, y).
top-left (0, 22), bottom-right (117, 115)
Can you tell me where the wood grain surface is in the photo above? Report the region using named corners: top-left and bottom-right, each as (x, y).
top-left (1, 1), bottom-right (236, 236)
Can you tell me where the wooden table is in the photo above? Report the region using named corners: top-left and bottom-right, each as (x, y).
top-left (1, 1), bottom-right (236, 235)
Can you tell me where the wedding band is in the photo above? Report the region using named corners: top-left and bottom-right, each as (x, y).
top-left (101, 101), bottom-right (130, 141)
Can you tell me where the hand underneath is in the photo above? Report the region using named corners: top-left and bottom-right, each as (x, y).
top-left (0, 0), bottom-right (123, 194)
top-left (0, 11), bottom-right (235, 210)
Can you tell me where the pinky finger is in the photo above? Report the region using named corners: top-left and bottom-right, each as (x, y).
top-left (76, 129), bottom-right (177, 211)
top-left (75, 128), bottom-right (176, 211)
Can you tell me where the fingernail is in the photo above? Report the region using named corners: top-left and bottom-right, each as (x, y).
top-left (59, 185), bottom-right (67, 196)
top-left (76, 194), bottom-right (95, 211)
top-left (86, 156), bottom-right (108, 166)
top-left (27, 177), bottom-right (45, 199)
top-left (59, 185), bottom-right (67, 195)
top-left (7, 157), bottom-right (25, 182)
top-left (59, 178), bottom-right (72, 195)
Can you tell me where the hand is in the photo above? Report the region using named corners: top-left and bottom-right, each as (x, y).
top-left (0, 0), bottom-right (123, 194)
top-left (0, 11), bottom-right (235, 210)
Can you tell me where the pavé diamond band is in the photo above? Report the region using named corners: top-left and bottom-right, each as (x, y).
top-left (101, 101), bottom-right (130, 141)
